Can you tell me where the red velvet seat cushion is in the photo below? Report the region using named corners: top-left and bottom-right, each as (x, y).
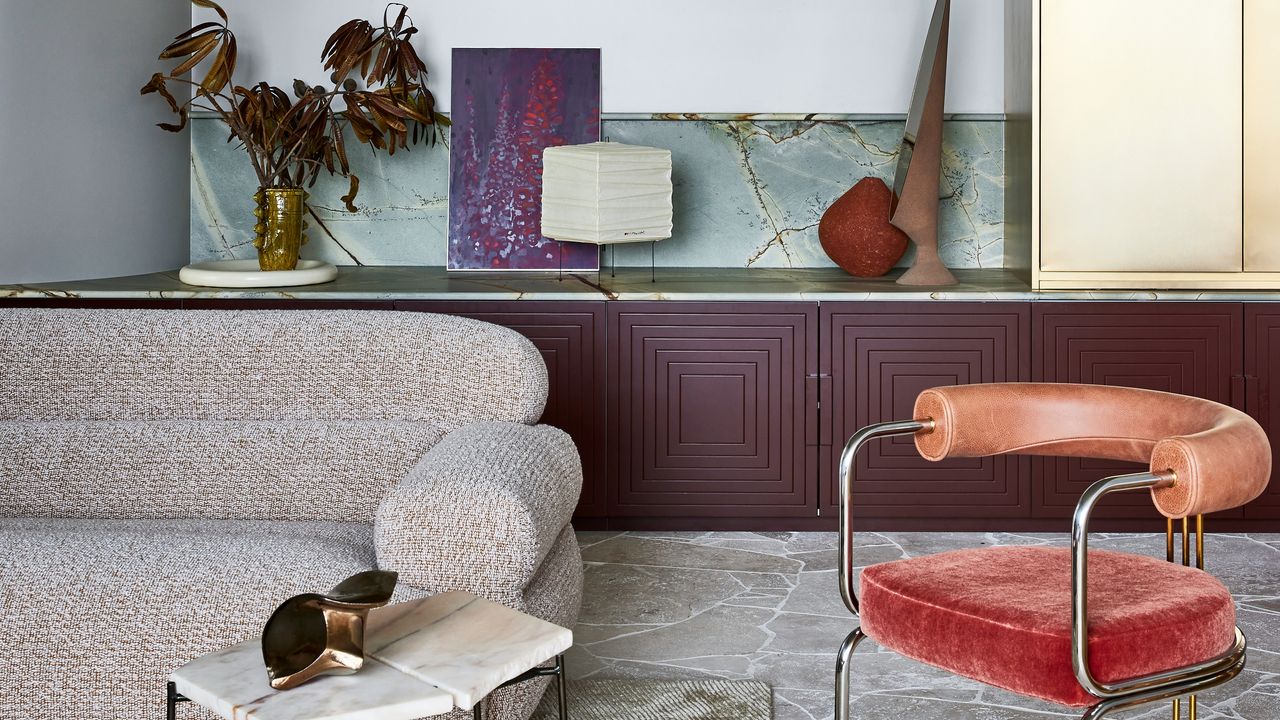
top-left (859, 546), bottom-right (1236, 707)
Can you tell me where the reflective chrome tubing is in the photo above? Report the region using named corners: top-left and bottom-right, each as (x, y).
top-left (1070, 472), bottom-right (1247, 703)
top-left (835, 419), bottom-right (930, 720)
top-left (837, 419), bottom-right (932, 617)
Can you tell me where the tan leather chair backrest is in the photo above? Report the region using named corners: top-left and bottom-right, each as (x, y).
top-left (913, 383), bottom-right (1271, 519)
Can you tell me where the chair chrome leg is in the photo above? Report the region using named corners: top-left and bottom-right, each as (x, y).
top-left (1081, 703), bottom-right (1107, 720)
top-left (835, 627), bottom-right (866, 720)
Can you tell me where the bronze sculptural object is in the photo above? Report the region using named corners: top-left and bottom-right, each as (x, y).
top-left (892, 0), bottom-right (958, 286)
top-left (262, 570), bottom-right (398, 690)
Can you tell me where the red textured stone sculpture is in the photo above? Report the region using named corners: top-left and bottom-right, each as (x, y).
top-left (819, 177), bottom-right (909, 278)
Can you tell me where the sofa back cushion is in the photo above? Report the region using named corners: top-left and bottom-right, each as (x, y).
top-left (0, 420), bottom-right (445, 521)
top-left (0, 308), bottom-right (548, 429)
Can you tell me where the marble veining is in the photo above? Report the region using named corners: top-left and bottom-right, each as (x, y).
top-left (190, 118), bottom-right (1003, 270)
top-left (572, 531), bottom-right (1280, 720)
top-left (366, 591), bottom-right (573, 710)
top-left (171, 639), bottom-right (453, 720)
top-left (171, 591), bottom-right (571, 720)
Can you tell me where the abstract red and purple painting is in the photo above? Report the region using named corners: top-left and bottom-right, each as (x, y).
top-left (448, 48), bottom-right (601, 271)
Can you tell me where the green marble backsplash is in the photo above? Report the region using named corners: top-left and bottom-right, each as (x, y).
top-left (190, 117), bottom-right (1004, 269)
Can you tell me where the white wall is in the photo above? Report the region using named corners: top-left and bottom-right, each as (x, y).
top-left (202, 0), bottom-right (1005, 114)
top-left (0, 0), bottom-right (190, 284)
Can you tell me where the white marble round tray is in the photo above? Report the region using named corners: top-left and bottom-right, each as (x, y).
top-left (179, 259), bottom-right (338, 288)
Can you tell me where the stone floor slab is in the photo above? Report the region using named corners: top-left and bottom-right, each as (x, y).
top-left (571, 531), bottom-right (1280, 720)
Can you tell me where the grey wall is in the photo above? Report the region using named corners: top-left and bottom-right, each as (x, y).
top-left (0, 0), bottom-right (190, 284)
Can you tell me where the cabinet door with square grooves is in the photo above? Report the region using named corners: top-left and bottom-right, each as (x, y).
top-left (608, 303), bottom-right (815, 517)
top-left (1033, 303), bottom-right (1243, 520)
top-left (820, 303), bottom-right (1030, 522)
top-left (1244, 305), bottom-right (1280, 518)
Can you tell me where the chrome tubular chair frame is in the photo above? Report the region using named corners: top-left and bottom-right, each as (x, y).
top-left (834, 419), bottom-right (930, 720)
top-left (835, 422), bottom-right (1250, 720)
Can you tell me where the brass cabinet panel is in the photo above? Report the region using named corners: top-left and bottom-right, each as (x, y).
top-left (1039, 0), bottom-right (1243, 273)
top-left (1245, 0), bottom-right (1280, 271)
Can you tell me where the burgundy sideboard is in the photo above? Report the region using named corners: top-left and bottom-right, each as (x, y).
top-left (8, 296), bottom-right (1278, 532)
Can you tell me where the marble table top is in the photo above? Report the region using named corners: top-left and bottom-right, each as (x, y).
top-left (7, 265), bottom-right (1275, 302)
top-left (171, 591), bottom-right (573, 720)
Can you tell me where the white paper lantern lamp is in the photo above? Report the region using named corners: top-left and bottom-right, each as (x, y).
top-left (540, 142), bottom-right (673, 245)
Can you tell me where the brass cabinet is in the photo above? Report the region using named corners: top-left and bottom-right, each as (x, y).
top-left (1009, 1), bottom-right (1280, 289)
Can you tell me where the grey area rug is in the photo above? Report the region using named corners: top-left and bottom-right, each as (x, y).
top-left (532, 679), bottom-right (773, 720)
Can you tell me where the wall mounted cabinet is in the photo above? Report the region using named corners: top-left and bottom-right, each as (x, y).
top-left (1008, 1), bottom-right (1280, 289)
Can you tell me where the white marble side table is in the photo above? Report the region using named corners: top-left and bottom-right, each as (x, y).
top-left (167, 591), bottom-right (572, 720)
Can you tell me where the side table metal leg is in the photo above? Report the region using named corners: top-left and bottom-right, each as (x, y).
top-left (473, 699), bottom-right (483, 720)
top-left (556, 654), bottom-right (569, 720)
top-left (167, 681), bottom-right (178, 720)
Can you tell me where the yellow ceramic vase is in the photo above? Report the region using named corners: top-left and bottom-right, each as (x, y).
top-left (253, 187), bottom-right (309, 271)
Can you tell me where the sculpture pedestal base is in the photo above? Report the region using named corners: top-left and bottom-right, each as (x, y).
top-left (896, 253), bottom-right (957, 286)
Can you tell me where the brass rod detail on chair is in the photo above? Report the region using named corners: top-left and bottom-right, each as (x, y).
top-left (1189, 515), bottom-right (1205, 718)
top-left (1195, 515), bottom-right (1205, 570)
top-left (1181, 517), bottom-right (1191, 567)
top-left (1169, 516), bottom-right (1182, 720)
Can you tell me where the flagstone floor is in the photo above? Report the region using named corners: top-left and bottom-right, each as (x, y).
top-left (569, 531), bottom-right (1280, 720)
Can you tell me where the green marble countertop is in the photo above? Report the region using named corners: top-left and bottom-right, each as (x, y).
top-left (2, 266), bottom-right (1275, 302)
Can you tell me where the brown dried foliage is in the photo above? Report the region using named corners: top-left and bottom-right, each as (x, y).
top-left (142, 0), bottom-right (446, 211)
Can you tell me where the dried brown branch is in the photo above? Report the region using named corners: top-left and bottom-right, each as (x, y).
top-left (141, 0), bottom-right (445, 210)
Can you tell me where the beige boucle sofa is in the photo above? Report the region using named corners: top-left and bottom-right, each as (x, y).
top-left (0, 308), bottom-right (584, 720)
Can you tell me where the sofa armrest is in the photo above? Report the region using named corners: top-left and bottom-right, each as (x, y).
top-left (374, 421), bottom-right (582, 597)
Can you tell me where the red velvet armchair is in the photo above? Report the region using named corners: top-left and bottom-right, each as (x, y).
top-left (835, 383), bottom-right (1271, 720)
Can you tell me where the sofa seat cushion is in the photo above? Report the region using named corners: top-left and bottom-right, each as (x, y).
top-left (0, 517), bottom-right (423, 719)
top-left (859, 546), bottom-right (1237, 707)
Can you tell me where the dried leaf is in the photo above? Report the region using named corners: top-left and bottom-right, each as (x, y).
top-left (341, 174), bottom-right (360, 212)
top-left (172, 21), bottom-right (223, 43)
top-left (168, 33), bottom-right (220, 76)
top-left (367, 40), bottom-right (392, 85)
top-left (201, 32), bottom-right (236, 93)
top-left (394, 95), bottom-right (432, 125)
top-left (157, 107), bottom-right (189, 133)
top-left (191, 0), bottom-right (228, 22)
top-left (322, 18), bottom-right (363, 62)
top-left (399, 42), bottom-right (427, 76)
top-left (332, 115), bottom-right (349, 172)
top-left (159, 29), bottom-right (218, 59)
top-left (140, 73), bottom-right (174, 105)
